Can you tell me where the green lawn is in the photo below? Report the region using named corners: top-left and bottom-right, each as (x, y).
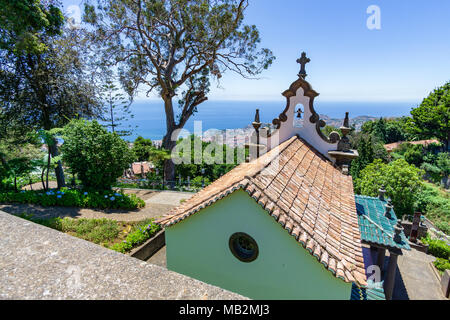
top-left (16, 213), bottom-right (160, 253)
top-left (418, 182), bottom-right (450, 235)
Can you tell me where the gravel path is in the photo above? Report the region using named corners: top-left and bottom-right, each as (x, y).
top-left (0, 188), bottom-right (193, 222)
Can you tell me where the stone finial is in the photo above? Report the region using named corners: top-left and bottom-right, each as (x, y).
top-left (296, 52), bottom-right (310, 79)
top-left (337, 112), bottom-right (352, 152)
top-left (343, 112), bottom-right (350, 128)
top-left (379, 185), bottom-right (386, 201)
top-left (393, 219), bottom-right (404, 243)
top-left (385, 201), bottom-right (394, 219)
top-left (252, 109), bottom-right (261, 131)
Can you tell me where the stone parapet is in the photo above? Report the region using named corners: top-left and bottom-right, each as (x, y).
top-left (0, 211), bottom-right (245, 300)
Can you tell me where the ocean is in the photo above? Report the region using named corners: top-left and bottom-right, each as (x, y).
top-left (121, 100), bottom-right (418, 141)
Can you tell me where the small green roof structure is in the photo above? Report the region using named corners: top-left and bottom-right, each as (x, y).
top-left (355, 195), bottom-right (411, 251)
top-left (354, 187), bottom-right (412, 300)
top-left (351, 282), bottom-right (386, 300)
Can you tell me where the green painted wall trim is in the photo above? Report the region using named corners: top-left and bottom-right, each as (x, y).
top-left (166, 189), bottom-right (352, 300)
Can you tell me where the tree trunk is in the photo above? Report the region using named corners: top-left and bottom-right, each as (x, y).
top-left (41, 168), bottom-right (46, 191)
top-left (162, 96), bottom-right (178, 187)
top-left (46, 151), bottom-right (50, 190)
top-left (49, 140), bottom-right (65, 188)
top-left (162, 135), bottom-right (177, 188)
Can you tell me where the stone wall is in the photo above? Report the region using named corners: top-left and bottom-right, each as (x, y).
top-left (401, 221), bottom-right (428, 240)
top-left (0, 211), bottom-right (245, 300)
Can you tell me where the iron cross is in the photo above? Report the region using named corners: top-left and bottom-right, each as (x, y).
top-left (296, 52), bottom-right (310, 79)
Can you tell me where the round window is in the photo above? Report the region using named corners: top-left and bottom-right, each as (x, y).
top-left (229, 232), bottom-right (259, 263)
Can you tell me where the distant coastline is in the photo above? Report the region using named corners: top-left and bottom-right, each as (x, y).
top-left (118, 100), bottom-right (417, 141)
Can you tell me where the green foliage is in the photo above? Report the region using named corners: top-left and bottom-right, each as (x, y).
top-left (403, 144), bottom-right (424, 166)
top-left (385, 119), bottom-right (407, 143)
top-left (415, 183), bottom-right (450, 234)
top-left (190, 176), bottom-right (211, 188)
top-left (16, 212), bottom-right (63, 230)
top-left (0, 26), bottom-right (103, 133)
top-left (433, 258), bottom-right (450, 274)
top-left (83, 0), bottom-right (274, 181)
top-left (173, 135), bottom-right (242, 182)
top-left (59, 217), bottom-right (120, 244)
top-left (0, 0), bottom-right (64, 55)
top-left (109, 220), bottom-right (161, 253)
top-left (101, 80), bottom-right (135, 137)
top-left (350, 135), bottom-right (375, 179)
top-left (0, 188), bottom-right (145, 210)
top-left (149, 148), bottom-right (172, 171)
top-left (61, 119), bottom-right (134, 190)
top-left (16, 213), bottom-right (159, 251)
top-left (407, 82), bottom-right (450, 149)
top-left (436, 152), bottom-right (450, 176)
top-left (132, 136), bottom-right (154, 162)
top-left (0, 129), bottom-right (43, 191)
top-left (354, 159), bottom-right (424, 215)
top-left (373, 117), bottom-right (387, 143)
top-left (422, 235), bottom-right (450, 259)
top-left (421, 152), bottom-right (450, 184)
top-left (361, 117), bottom-right (412, 144)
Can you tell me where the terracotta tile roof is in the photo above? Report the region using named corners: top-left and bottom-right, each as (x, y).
top-left (384, 139), bottom-right (440, 153)
top-left (132, 162), bottom-right (152, 175)
top-left (157, 136), bottom-right (367, 286)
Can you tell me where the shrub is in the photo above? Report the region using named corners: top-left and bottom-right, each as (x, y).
top-left (191, 176), bottom-right (210, 188)
top-left (109, 220), bottom-right (161, 253)
top-left (416, 183), bottom-right (450, 234)
top-left (354, 159), bottom-right (424, 215)
top-left (15, 213), bottom-right (159, 252)
top-left (422, 235), bottom-right (450, 259)
top-left (0, 188), bottom-right (145, 210)
top-left (434, 258), bottom-right (450, 274)
top-left (61, 119), bottom-right (134, 190)
top-left (435, 222), bottom-right (450, 236)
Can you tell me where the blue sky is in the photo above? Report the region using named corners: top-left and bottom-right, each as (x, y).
top-left (62, 0), bottom-right (450, 103)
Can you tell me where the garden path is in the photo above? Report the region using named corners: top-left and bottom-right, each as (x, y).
top-left (390, 248), bottom-right (446, 300)
top-left (0, 187), bottom-right (193, 222)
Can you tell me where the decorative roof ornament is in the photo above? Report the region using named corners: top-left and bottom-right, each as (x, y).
top-left (385, 201), bottom-right (394, 219)
top-left (393, 219), bottom-right (404, 244)
top-left (378, 185), bottom-right (386, 201)
top-left (265, 52), bottom-right (342, 160)
top-left (328, 111), bottom-right (359, 172)
top-left (296, 52), bottom-right (311, 79)
top-left (256, 52), bottom-right (360, 171)
top-left (252, 109), bottom-right (261, 131)
top-left (250, 109), bottom-right (263, 159)
top-left (337, 112), bottom-right (352, 152)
